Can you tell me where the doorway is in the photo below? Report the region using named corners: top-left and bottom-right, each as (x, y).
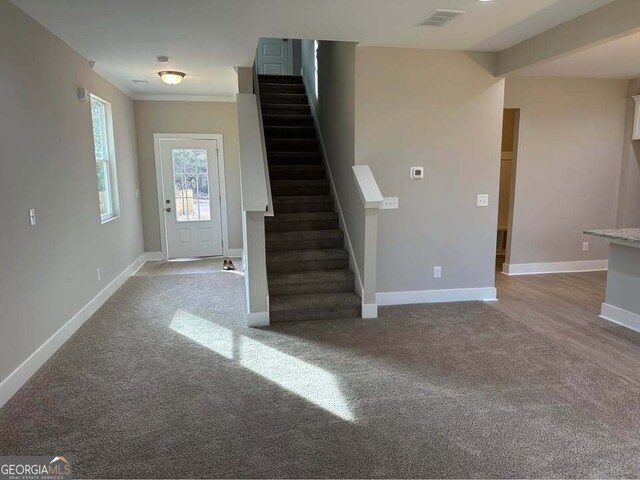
top-left (496, 109), bottom-right (519, 272)
top-left (154, 135), bottom-right (227, 259)
top-left (256, 38), bottom-right (293, 75)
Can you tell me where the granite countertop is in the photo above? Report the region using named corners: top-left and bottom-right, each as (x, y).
top-left (584, 228), bottom-right (640, 245)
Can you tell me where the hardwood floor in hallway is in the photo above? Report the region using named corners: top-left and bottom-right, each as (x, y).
top-left (491, 270), bottom-right (640, 385)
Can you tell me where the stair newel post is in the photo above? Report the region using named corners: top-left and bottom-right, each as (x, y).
top-left (353, 165), bottom-right (384, 319)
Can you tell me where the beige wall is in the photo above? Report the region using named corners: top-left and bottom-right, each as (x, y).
top-left (504, 76), bottom-right (628, 265)
top-left (355, 48), bottom-right (505, 293)
top-left (0, 0), bottom-right (144, 383)
top-left (133, 101), bottom-right (242, 253)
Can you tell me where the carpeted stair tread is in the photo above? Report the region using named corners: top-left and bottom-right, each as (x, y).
top-left (272, 197), bottom-right (333, 213)
top-left (258, 74), bottom-right (303, 84)
top-left (261, 104), bottom-right (311, 115)
top-left (271, 179), bottom-right (330, 196)
top-left (266, 229), bottom-right (342, 240)
top-left (267, 248), bottom-right (348, 263)
top-left (267, 212), bottom-right (337, 222)
top-left (262, 114), bottom-right (314, 126)
top-left (264, 126), bottom-right (316, 139)
top-left (265, 212), bottom-right (338, 232)
top-left (271, 179), bottom-right (329, 186)
top-left (273, 195), bottom-right (333, 204)
top-left (260, 93), bottom-right (308, 105)
top-left (269, 165), bottom-right (325, 180)
top-left (266, 229), bottom-right (343, 251)
top-left (266, 138), bottom-right (320, 151)
top-left (260, 83), bottom-right (306, 94)
top-left (269, 269), bottom-right (354, 287)
top-left (270, 292), bottom-right (361, 312)
top-left (267, 151), bottom-right (323, 165)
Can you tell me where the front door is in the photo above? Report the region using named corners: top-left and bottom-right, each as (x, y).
top-left (160, 139), bottom-right (223, 258)
top-left (257, 38), bottom-right (293, 75)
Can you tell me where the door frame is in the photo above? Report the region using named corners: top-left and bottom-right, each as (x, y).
top-left (153, 133), bottom-right (229, 260)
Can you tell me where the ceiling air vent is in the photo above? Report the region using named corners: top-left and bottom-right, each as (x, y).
top-left (420, 9), bottom-right (466, 27)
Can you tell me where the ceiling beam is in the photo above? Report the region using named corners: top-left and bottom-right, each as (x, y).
top-left (496, 0), bottom-right (640, 76)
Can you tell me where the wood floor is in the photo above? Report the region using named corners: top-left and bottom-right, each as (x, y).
top-left (491, 269), bottom-right (640, 385)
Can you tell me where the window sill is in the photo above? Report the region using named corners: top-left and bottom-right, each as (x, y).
top-left (101, 215), bottom-right (120, 225)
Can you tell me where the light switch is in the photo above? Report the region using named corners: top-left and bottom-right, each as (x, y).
top-left (476, 194), bottom-right (489, 207)
top-left (29, 208), bottom-right (36, 226)
top-left (381, 197), bottom-right (399, 209)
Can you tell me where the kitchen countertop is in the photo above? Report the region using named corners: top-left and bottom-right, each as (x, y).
top-left (584, 228), bottom-right (640, 246)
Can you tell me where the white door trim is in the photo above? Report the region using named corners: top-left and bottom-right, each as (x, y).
top-left (153, 133), bottom-right (229, 259)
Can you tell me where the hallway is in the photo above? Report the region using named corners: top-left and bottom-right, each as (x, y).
top-left (1, 262), bottom-right (640, 478)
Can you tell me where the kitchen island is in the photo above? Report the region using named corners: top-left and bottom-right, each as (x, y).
top-left (584, 228), bottom-right (640, 332)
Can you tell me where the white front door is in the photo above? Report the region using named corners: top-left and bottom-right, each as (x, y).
top-left (257, 38), bottom-right (293, 75)
top-left (160, 139), bottom-right (223, 258)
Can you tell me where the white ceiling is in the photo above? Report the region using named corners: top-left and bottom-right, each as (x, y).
top-left (11, 0), bottom-right (614, 98)
top-left (518, 30), bottom-right (640, 79)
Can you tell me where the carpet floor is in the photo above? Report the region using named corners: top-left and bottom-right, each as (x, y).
top-left (1, 261), bottom-right (640, 478)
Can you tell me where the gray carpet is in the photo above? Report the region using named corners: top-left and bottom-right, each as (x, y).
top-left (1, 262), bottom-right (640, 478)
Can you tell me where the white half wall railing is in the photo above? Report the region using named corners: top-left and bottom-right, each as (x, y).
top-left (237, 91), bottom-right (273, 327)
top-left (352, 165), bottom-right (384, 318)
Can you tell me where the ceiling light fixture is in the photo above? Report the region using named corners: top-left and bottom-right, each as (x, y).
top-left (158, 71), bottom-right (185, 85)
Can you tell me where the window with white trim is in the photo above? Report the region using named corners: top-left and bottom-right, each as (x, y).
top-left (90, 95), bottom-right (119, 223)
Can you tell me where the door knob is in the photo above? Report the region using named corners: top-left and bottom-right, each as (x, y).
top-left (165, 207), bottom-right (172, 213)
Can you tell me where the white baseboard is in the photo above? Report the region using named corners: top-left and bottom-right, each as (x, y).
top-left (502, 259), bottom-right (608, 276)
top-left (600, 303), bottom-right (640, 333)
top-left (377, 287), bottom-right (497, 306)
top-left (247, 311), bottom-right (269, 327)
top-left (0, 252), bottom-right (149, 409)
top-left (361, 303), bottom-right (378, 319)
top-left (224, 248), bottom-right (243, 258)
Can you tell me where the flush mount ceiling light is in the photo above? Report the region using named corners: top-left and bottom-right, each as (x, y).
top-left (158, 71), bottom-right (185, 85)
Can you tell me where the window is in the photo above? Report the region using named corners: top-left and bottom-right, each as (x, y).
top-left (172, 148), bottom-right (211, 222)
top-left (90, 95), bottom-right (119, 222)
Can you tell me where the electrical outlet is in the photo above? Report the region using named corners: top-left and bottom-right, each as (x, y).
top-left (582, 241), bottom-right (590, 252)
top-left (434, 266), bottom-right (442, 278)
top-left (381, 197), bottom-right (399, 209)
top-left (28, 208), bottom-right (36, 226)
top-left (97, 268), bottom-right (101, 281)
top-left (476, 194), bottom-right (489, 207)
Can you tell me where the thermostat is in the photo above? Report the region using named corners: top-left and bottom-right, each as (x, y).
top-left (410, 167), bottom-right (424, 179)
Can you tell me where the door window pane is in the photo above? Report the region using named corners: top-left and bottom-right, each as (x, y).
top-left (172, 148), bottom-right (211, 222)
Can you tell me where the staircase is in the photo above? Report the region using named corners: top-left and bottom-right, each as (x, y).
top-left (258, 74), bottom-right (361, 323)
